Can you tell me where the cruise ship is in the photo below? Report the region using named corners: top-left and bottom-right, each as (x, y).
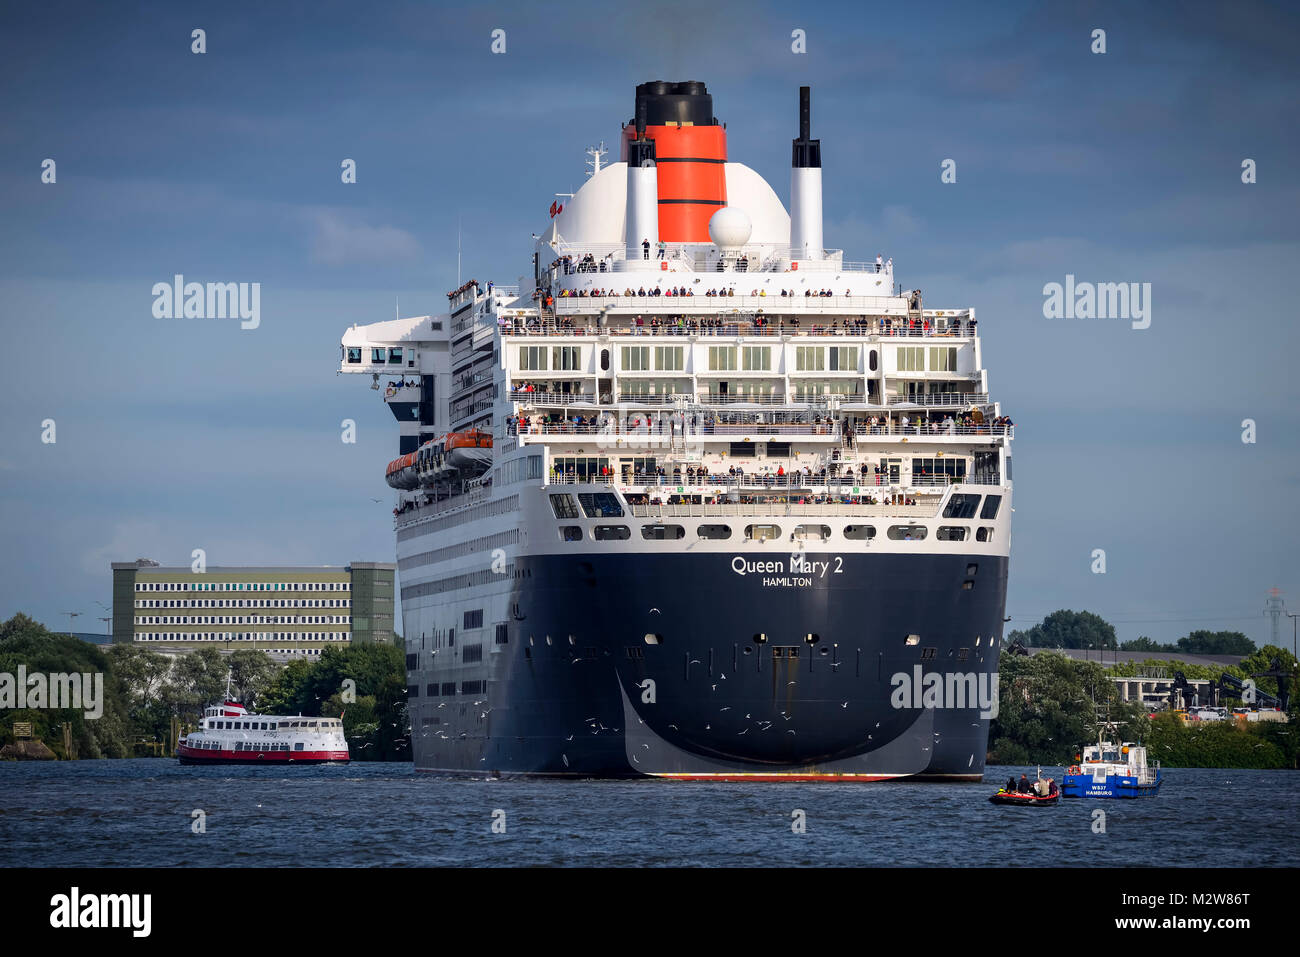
top-left (338, 81), bottom-right (1013, 780)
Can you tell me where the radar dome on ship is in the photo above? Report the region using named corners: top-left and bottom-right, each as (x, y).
top-left (708, 206), bottom-right (752, 248)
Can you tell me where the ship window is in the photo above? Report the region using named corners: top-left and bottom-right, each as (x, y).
top-left (980, 495), bottom-right (1002, 520)
top-left (844, 525), bottom-right (876, 540)
top-left (593, 525), bottom-right (631, 541)
top-left (942, 494), bottom-right (980, 519)
top-left (976, 527), bottom-right (993, 542)
top-left (641, 524), bottom-right (685, 540)
top-left (347, 347), bottom-right (362, 363)
top-left (697, 524), bottom-right (732, 540)
top-left (644, 634), bottom-right (662, 645)
top-left (294, 742), bottom-right (305, 751)
top-left (600, 348), bottom-right (610, 371)
top-left (868, 349), bottom-right (878, 372)
top-left (388, 348), bottom-right (403, 364)
top-left (962, 581), bottom-right (974, 590)
top-left (905, 634), bottom-right (921, 646)
top-left (577, 492), bottom-right (623, 517)
top-left (966, 564), bottom-right (978, 576)
top-left (937, 526), bottom-right (969, 541)
top-left (794, 524), bottom-right (831, 541)
top-left (371, 348), bottom-right (385, 363)
top-left (753, 633), bottom-right (767, 643)
top-left (804, 633), bottom-right (820, 644)
top-left (560, 526), bottom-right (583, 542)
top-left (550, 493), bottom-right (580, 519)
top-left (887, 525), bottom-right (928, 540)
top-left (744, 524), bottom-right (781, 542)
top-left (495, 623), bottom-right (508, 644)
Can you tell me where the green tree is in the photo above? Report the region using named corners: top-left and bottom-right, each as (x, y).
top-left (1121, 636), bottom-right (1176, 652)
top-left (1177, 630), bottom-right (1255, 655)
top-left (227, 649), bottom-right (278, 707)
top-left (1009, 610), bottom-right (1118, 650)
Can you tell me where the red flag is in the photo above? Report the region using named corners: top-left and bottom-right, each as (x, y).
top-left (549, 201), bottom-right (557, 217)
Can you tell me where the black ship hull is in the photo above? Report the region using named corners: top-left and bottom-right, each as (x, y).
top-left (406, 550), bottom-right (1007, 781)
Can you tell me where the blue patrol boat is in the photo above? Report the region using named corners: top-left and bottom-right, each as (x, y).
top-left (1062, 726), bottom-right (1162, 799)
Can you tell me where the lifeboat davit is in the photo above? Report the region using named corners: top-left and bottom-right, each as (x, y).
top-left (385, 430), bottom-right (493, 489)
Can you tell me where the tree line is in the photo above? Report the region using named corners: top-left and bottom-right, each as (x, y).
top-left (0, 613), bottom-right (408, 760)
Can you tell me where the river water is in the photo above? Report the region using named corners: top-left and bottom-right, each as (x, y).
top-left (1, 761), bottom-right (1295, 867)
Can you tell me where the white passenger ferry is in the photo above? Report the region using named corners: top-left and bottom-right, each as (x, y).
top-left (177, 698), bottom-right (349, 765)
top-left (338, 80), bottom-right (1014, 780)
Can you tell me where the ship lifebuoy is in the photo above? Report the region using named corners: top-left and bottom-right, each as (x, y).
top-left (1068, 765), bottom-right (1080, 775)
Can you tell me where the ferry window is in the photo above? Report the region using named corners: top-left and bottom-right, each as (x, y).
top-left (641, 524), bottom-right (685, 540)
top-left (697, 524), bottom-right (732, 540)
top-left (912, 458), bottom-right (966, 484)
top-left (868, 349), bottom-right (878, 372)
top-left (980, 495), bottom-right (1002, 520)
top-left (387, 347), bottom-right (403, 364)
top-left (929, 346), bottom-right (957, 372)
top-left (600, 348), bottom-right (610, 372)
top-left (937, 526), bottom-right (969, 541)
top-left (371, 348), bottom-right (385, 363)
top-left (844, 525), bottom-right (876, 540)
top-left (745, 524), bottom-right (781, 542)
top-left (560, 526), bottom-right (583, 542)
top-left (976, 527), bottom-right (993, 542)
top-left (766, 442), bottom-right (791, 457)
top-left (728, 442), bottom-right (756, 457)
top-left (887, 525), bottom-right (928, 541)
top-left (549, 494), bottom-right (580, 519)
top-left (943, 494), bottom-right (980, 519)
top-left (593, 525), bottom-right (631, 541)
top-left (294, 743), bottom-right (304, 751)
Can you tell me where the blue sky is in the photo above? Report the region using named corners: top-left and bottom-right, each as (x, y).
top-left (1, 0), bottom-right (1297, 646)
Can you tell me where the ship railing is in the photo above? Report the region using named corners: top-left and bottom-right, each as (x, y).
top-left (509, 309), bottom-right (976, 337)
top-left (626, 502), bottom-right (939, 519)
top-left (547, 471), bottom-right (974, 492)
top-left (509, 422), bottom-right (1011, 439)
top-left (508, 390), bottom-right (597, 405)
top-left (511, 423), bottom-right (840, 437)
top-left (887, 392), bottom-right (989, 407)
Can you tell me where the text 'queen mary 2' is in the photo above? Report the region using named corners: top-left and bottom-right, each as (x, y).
top-left (338, 81), bottom-right (1014, 781)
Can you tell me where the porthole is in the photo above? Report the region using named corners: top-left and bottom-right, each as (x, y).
top-left (845, 525), bottom-right (876, 540)
top-left (804, 633), bottom-right (820, 644)
top-left (698, 524), bottom-right (732, 540)
top-left (644, 633), bottom-right (662, 645)
top-left (752, 633), bottom-right (768, 644)
top-left (905, 634), bottom-right (921, 646)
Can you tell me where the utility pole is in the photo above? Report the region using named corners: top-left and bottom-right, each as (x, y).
top-left (62, 611), bottom-right (81, 637)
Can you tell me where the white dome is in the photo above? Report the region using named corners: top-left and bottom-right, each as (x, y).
top-left (709, 206), bottom-right (752, 248)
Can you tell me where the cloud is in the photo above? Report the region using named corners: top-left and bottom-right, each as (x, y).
top-left (308, 211), bottom-right (422, 266)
